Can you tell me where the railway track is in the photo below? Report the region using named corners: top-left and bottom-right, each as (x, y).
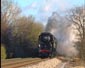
top-left (1, 58), bottom-right (49, 68)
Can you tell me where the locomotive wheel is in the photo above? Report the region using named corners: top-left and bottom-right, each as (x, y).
top-left (49, 53), bottom-right (53, 58)
top-left (49, 51), bottom-right (56, 58)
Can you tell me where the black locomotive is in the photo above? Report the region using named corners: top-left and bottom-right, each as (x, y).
top-left (38, 32), bottom-right (57, 58)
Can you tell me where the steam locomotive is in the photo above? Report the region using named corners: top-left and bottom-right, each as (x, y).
top-left (38, 32), bottom-right (57, 58)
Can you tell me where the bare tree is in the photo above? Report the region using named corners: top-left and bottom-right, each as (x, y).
top-left (67, 6), bottom-right (85, 60)
top-left (1, 0), bottom-right (21, 25)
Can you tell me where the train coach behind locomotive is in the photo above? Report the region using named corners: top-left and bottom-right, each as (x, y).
top-left (38, 32), bottom-right (57, 58)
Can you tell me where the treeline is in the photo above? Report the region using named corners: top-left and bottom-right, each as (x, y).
top-left (1, 0), bottom-right (44, 58)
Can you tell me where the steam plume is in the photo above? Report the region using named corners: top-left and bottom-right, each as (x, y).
top-left (45, 12), bottom-right (78, 58)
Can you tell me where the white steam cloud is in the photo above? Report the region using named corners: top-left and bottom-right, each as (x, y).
top-left (45, 12), bottom-right (79, 58)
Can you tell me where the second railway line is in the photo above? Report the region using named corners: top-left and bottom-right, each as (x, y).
top-left (1, 58), bottom-right (49, 68)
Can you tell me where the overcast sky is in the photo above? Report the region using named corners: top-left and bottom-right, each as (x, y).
top-left (14, 0), bottom-right (84, 25)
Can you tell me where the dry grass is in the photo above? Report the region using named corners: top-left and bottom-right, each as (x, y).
top-left (69, 58), bottom-right (85, 68)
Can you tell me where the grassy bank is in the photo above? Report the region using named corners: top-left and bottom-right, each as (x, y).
top-left (1, 44), bottom-right (6, 59)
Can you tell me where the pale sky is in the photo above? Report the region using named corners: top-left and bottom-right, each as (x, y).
top-left (13, 0), bottom-right (84, 25)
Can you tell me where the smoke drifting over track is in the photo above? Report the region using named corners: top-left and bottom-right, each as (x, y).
top-left (45, 12), bottom-right (79, 58)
